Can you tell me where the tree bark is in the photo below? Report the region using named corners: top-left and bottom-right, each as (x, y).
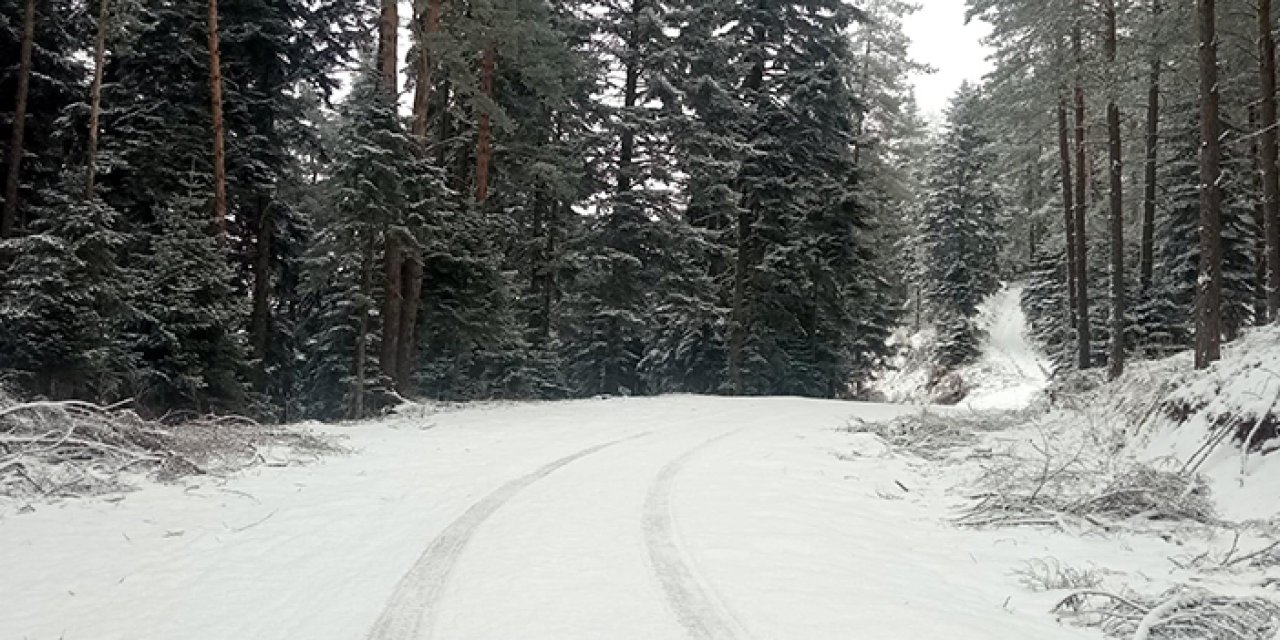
top-left (727, 33), bottom-right (768, 396)
top-left (1057, 96), bottom-right (1078, 324)
top-left (251, 197), bottom-right (274, 389)
top-left (2, 0), bottom-right (36, 239)
top-left (1140, 0), bottom-right (1162, 294)
top-left (352, 235), bottom-right (378, 418)
top-left (1196, 0), bottom-right (1223, 369)
top-left (208, 0), bottom-right (228, 235)
top-left (1254, 107), bottom-right (1270, 323)
top-left (85, 0), bottom-right (110, 199)
top-left (380, 233), bottom-right (404, 386)
top-left (1072, 5), bottom-right (1092, 370)
top-left (1260, 0), bottom-right (1280, 320)
top-left (619, 51), bottom-right (639, 195)
top-left (396, 252), bottom-right (423, 392)
top-left (378, 0), bottom-right (399, 94)
top-left (1105, 0), bottom-right (1125, 380)
top-left (474, 45), bottom-right (496, 204)
top-left (412, 0), bottom-right (444, 138)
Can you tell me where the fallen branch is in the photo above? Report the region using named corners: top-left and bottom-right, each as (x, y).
top-left (0, 395), bottom-right (342, 500)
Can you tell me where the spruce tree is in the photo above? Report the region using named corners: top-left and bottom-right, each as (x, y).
top-left (918, 83), bottom-right (1003, 370)
top-left (298, 61), bottom-right (444, 418)
top-left (0, 173), bottom-right (129, 399)
top-left (0, 0), bottom-right (85, 238)
top-left (728, 0), bottom-right (885, 396)
top-left (1134, 102), bottom-right (1255, 356)
top-left (128, 186), bottom-right (248, 412)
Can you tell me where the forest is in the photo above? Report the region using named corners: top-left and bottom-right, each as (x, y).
top-left (0, 0), bottom-right (1271, 422)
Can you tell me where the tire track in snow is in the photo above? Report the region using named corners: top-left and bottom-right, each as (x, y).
top-left (365, 432), bottom-right (651, 640)
top-left (644, 429), bottom-right (750, 640)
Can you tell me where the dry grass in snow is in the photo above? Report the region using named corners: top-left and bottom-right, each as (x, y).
top-left (0, 390), bottom-right (341, 500)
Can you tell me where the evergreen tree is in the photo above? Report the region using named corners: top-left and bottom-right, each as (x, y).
top-left (298, 62), bottom-right (444, 419)
top-left (0, 0), bottom-right (85, 238)
top-left (918, 83), bottom-right (1003, 369)
top-left (0, 173), bottom-right (129, 399)
top-left (728, 0), bottom-right (885, 396)
top-left (1134, 102), bottom-right (1256, 356)
top-left (1022, 247), bottom-right (1072, 368)
top-left (128, 186), bottom-right (247, 412)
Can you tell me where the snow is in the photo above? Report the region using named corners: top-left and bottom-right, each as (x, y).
top-left (0, 394), bottom-right (1107, 640)
top-left (960, 284), bottom-right (1050, 410)
top-left (872, 283), bottom-right (1050, 410)
top-left (1122, 325), bottom-right (1280, 523)
top-left (6, 293), bottom-right (1280, 639)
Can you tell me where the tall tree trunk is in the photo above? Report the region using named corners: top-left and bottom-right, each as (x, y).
top-left (852, 38), bottom-right (873, 168)
top-left (85, 0), bottom-right (110, 199)
top-left (378, 0), bottom-right (399, 93)
top-left (1255, 107), bottom-right (1271, 322)
top-left (399, 0), bottom-right (439, 395)
top-left (727, 39), bottom-right (768, 396)
top-left (352, 235), bottom-right (378, 418)
top-left (208, 0), bottom-right (228, 235)
top-left (619, 57), bottom-right (639, 195)
top-left (1260, 0), bottom-right (1280, 319)
top-left (251, 197), bottom-right (274, 389)
top-left (380, 233), bottom-right (403, 386)
top-left (412, 0), bottom-right (444, 138)
top-left (396, 253), bottom-right (423, 391)
top-left (2, 0), bottom-right (36, 239)
top-left (1196, 0), bottom-right (1224, 368)
top-left (1072, 6), bottom-right (1092, 370)
top-left (1057, 96), bottom-right (1078, 328)
top-left (1105, 0), bottom-right (1125, 380)
top-left (1140, 0), bottom-right (1162, 294)
top-left (541, 201), bottom-right (557, 347)
top-left (474, 45), bottom-right (496, 204)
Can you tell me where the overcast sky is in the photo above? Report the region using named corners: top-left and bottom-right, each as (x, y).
top-left (904, 1), bottom-right (994, 122)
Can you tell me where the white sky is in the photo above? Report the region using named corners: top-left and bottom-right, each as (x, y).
top-left (904, 0), bottom-right (994, 122)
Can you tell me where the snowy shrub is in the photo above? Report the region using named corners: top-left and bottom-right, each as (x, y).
top-left (0, 397), bottom-right (341, 499)
top-left (957, 446), bottom-right (1214, 529)
top-left (1014, 558), bottom-right (1102, 592)
top-left (1053, 586), bottom-right (1280, 640)
top-left (845, 409), bottom-right (1022, 461)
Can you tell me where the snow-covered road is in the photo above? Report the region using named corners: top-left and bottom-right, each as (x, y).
top-left (961, 283), bottom-right (1050, 410)
top-left (0, 395), bottom-right (1128, 640)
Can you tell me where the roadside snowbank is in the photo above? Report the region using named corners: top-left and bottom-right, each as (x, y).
top-left (1056, 325), bottom-right (1280, 524)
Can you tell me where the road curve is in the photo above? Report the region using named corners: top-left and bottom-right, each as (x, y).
top-left (643, 429), bottom-right (751, 640)
top-left (365, 433), bottom-right (649, 640)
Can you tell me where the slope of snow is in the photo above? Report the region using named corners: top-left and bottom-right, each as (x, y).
top-left (872, 283), bottom-right (1050, 409)
top-left (961, 284), bottom-right (1051, 410)
top-left (1076, 324), bottom-right (1280, 524)
top-left (3, 395), bottom-right (1118, 640)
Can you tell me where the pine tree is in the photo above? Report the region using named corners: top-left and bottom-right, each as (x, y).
top-left (726, 0), bottom-right (885, 397)
top-left (128, 186), bottom-right (247, 412)
top-left (0, 173), bottom-right (129, 399)
top-left (0, 0), bottom-right (85, 238)
top-left (918, 83), bottom-right (1003, 370)
top-left (1022, 248), bottom-right (1072, 367)
top-left (1134, 102), bottom-right (1255, 357)
top-left (555, 0), bottom-right (683, 397)
top-left (298, 61), bottom-right (444, 418)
